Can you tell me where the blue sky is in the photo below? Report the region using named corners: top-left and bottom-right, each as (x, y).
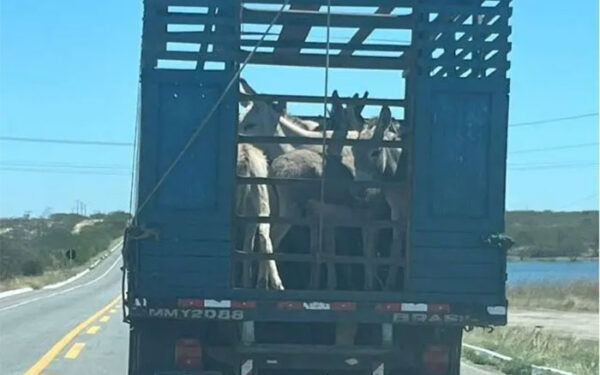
top-left (0, 1), bottom-right (598, 217)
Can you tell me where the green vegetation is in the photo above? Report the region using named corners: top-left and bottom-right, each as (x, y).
top-left (464, 327), bottom-right (598, 375)
top-left (508, 279), bottom-right (599, 312)
top-left (506, 210), bottom-right (598, 258)
top-left (0, 211), bottom-right (129, 288)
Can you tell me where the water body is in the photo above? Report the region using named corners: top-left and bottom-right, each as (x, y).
top-left (507, 260), bottom-right (598, 285)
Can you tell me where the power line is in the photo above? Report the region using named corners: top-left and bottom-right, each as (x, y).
top-left (509, 163), bottom-right (598, 171)
top-left (509, 142), bottom-right (598, 154)
top-left (509, 112), bottom-right (598, 127)
top-left (0, 136), bottom-right (133, 147)
top-left (0, 167), bottom-right (130, 176)
top-left (0, 161), bottom-right (130, 170)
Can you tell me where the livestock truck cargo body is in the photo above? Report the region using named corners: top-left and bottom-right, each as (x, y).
top-left (123, 1), bottom-right (513, 374)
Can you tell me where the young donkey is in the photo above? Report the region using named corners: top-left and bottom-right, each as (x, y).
top-left (351, 106), bottom-right (406, 289)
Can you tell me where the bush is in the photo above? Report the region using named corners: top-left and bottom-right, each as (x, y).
top-left (21, 259), bottom-right (44, 276)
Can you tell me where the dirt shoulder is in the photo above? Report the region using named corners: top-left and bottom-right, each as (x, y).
top-left (508, 308), bottom-right (598, 340)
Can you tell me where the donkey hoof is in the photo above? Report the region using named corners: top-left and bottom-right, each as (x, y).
top-left (271, 280), bottom-right (285, 291)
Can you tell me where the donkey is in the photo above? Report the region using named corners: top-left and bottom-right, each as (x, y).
top-left (236, 143), bottom-right (284, 290)
top-left (238, 78), bottom-right (364, 163)
top-left (350, 106), bottom-right (407, 289)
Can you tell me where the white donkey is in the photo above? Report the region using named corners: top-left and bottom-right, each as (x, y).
top-left (236, 143), bottom-right (284, 290)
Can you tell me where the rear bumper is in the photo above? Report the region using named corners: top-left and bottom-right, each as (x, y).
top-left (127, 297), bottom-right (507, 326)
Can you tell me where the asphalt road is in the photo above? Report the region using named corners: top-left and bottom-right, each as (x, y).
top-left (0, 246), bottom-right (495, 375)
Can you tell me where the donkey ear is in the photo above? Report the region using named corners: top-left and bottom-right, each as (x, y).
top-left (374, 106), bottom-right (392, 139)
top-left (239, 78), bottom-right (256, 95)
top-left (239, 78), bottom-right (256, 107)
top-left (355, 91), bottom-right (369, 115)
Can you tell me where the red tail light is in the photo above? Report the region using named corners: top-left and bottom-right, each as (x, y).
top-left (175, 338), bottom-right (202, 370)
top-left (422, 345), bottom-right (449, 375)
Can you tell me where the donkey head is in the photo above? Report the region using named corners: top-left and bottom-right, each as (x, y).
top-left (239, 78), bottom-right (285, 136)
top-left (352, 106), bottom-right (403, 181)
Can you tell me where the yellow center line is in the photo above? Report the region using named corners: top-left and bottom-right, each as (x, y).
top-left (86, 325), bottom-right (101, 335)
top-left (99, 315), bottom-right (111, 323)
top-left (64, 343), bottom-right (86, 359)
top-left (110, 308), bottom-right (117, 314)
top-left (23, 295), bottom-right (121, 375)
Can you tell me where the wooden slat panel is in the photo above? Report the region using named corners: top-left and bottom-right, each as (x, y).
top-left (242, 7), bottom-right (413, 29)
top-left (338, 6), bottom-right (395, 57)
top-left (274, 3), bottom-right (320, 56)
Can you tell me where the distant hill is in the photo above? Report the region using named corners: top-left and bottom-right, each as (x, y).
top-left (506, 211), bottom-right (599, 258)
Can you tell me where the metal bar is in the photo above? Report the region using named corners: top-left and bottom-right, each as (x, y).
top-left (241, 0), bottom-right (415, 6)
top-left (241, 39), bottom-right (409, 52)
top-left (236, 177), bottom-right (406, 189)
top-left (235, 216), bottom-right (403, 229)
top-left (241, 51), bottom-right (408, 70)
top-left (233, 251), bottom-right (404, 265)
top-left (237, 136), bottom-right (405, 147)
top-left (240, 93), bottom-right (405, 107)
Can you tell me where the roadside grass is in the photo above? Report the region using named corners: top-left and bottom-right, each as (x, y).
top-left (0, 237), bottom-right (121, 291)
top-left (1, 268), bottom-right (83, 290)
top-left (464, 326), bottom-right (598, 375)
top-left (507, 279), bottom-right (599, 312)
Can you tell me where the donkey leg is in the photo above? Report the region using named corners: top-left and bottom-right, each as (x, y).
top-left (257, 222), bottom-right (284, 290)
top-left (242, 224), bottom-right (257, 288)
top-left (385, 189), bottom-right (406, 290)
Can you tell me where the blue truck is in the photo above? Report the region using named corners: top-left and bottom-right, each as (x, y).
top-left (123, 1), bottom-right (513, 374)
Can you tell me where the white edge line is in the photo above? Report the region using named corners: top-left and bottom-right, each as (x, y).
top-left (462, 343), bottom-right (578, 375)
top-left (463, 343), bottom-right (513, 361)
top-left (0, 287), bottom-right (33, 299)
top-left (43, 269), bottom-right (90, 290)
top-left (461, 361), bottom-right (498, 375)
top-left (0, 250), bottom-right (122, 313)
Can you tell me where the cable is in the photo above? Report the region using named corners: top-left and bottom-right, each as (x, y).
top-left (1, 112), bottom-right (597, 148)
top-left (509, 113), bottom-right (598, 128)
top-left (134, 0), bottom-right (291, 220)
top-left (557, 193), bottom-right (599, 210)
top-left (316, 0), bottom-right (332, 285)
top-left (0, 136), bottom-right (133, 146)
top-left (0, 167), bottom-right (130, 176)
top-left (0, 161), bottom-right (130, 170)
top-left (509, 163), bottom-right (598, 171)
top-left (510, 142), bottom-right (598, 154)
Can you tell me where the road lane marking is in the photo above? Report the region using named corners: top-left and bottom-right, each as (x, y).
top-left (23, 295), bottom-right (121, 375)
top-left (64, 343), bottom-right (86, 359)
top-left (86, 326), bottom-right (101, 335)
top-left (0, 250), bottom-right (122, 313)
top-left (99, 315), bottom-right (111, 323)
